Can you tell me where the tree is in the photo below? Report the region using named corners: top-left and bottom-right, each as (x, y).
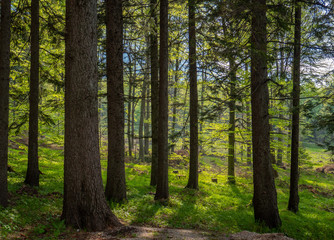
top-left (25, 0), bottom-right (40, 187)
top-left (105, 0), bottom-right (127, 202)
top-left (62, 0), bottom-right (121, 230)
top-left (139, 78), bottom-right (147, 161)
top-left (155, 0), bottom-right (169, 201)
top-left (251, 0), bottom-right (281, 228)
top-left (186, 0), bottom-right (199, 190)
top-left (288, 0), bottom-right (301, 213)
top-left (0, 0), bottom-right (11, 208)
top-left (150, 0), bottom-right (159, 186)
top-left (227, 56), bottom-right (236, 183)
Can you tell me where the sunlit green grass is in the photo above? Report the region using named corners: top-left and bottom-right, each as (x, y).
top-left (1, 139), bottom-right (334, 239)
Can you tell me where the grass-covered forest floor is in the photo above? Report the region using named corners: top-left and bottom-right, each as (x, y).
top-left (1, 136), bottom-right (334, 240)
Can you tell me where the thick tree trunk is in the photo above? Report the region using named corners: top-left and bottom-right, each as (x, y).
top-left (155, 0), bottom-right (169, 200)
top-left (25, 0), bottom-right (40, 187)
top-left (288, 0), bottom-right (301, 213)
top-left (0, 0), bottom-right (11, 208)
top-left (227, 58), bottom-right (236, 184)
top-left (251, 0), bottom-right (281, 228)
top-left (150, 0), bottom-right (159, 186)
top-left (186, 0), bottom-right (199, 189)
top-left (105, 0), bottom-right (126, 202)
top-left (62, 0), bottom-right (121, 230)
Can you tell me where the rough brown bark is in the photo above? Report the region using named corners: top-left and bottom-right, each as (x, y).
top-left (155, 0), bottom-right (169, 200)
top-left (186, 0), bottom-right (198, 190)
top-left (0, 0), bottom-right (11, 208)
top-left (150, 0), bottom-right (159, 186)
top-left (251, 0), bottom-right (281, 228)
top-left (288, 0), bottom-right (301, 213)
top-left (105, 0), bottom-right (127, 202)
top-left (25, 0), bottom-right (40, 187)
top-left (62, 0), bottom-right (121, 230)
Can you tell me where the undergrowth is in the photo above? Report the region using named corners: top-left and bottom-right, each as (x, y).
top-left (1, 138), bottom-right (333, 239)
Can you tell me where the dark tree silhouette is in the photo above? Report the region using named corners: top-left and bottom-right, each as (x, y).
top-left (62, 0), bottom-right (121, 230)
top-left (0, 0), bottom-right (11, 208)
top-left (250, 0), bottom-right (282, 228)
top-left (155, 0), bottom-right (169, 201)
top-left (288, 0), bottom-right (301, 213)
top-left (186, 0), bottom-right (199, 190)
top-left (150, 0), bottom-right (159, 186)
top-left (105, 0), bottom-right (127, 203)
top-left (25, 0), bottom-right (40, 187)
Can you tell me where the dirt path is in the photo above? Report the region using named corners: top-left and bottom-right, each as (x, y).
top-left (66, 226), bottom-right (226, 240)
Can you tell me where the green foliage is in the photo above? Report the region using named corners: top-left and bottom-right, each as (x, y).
top-left (2, 141), bottom-right (333, 239)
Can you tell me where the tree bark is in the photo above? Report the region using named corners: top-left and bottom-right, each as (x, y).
top-left (186, 0), bottom-right (199, 190)
top-left (131, 76), bottom-right (136, 157)
top-left (144, 85), bottom-right (150, 155)
top-left (171, 52), bottom-right (179, 154)
top-left (251, 0), bottom-right (281, 228)
top-left (25, 0), bottom-right (40, 187)
top-left (288, 0), bottom-right (301, 213)
top-left (127, 67), bottom-right (132, 158)
top-left (227, 57), bottom-right (236, 184)
top-left (155, 0), bottom-right (169, 200)
top-left (105, 0), bottom-right (127, 202)
top-left (62, 0), bottom-right (121, 230)
top-left (150, 0), bottom-right (159, 186)
top-left (246, 102), bottom-right (252, 166)
top-left (0, 0), bottom-right (11, 208)
top-left (139, 79), bottom-right (146, 161)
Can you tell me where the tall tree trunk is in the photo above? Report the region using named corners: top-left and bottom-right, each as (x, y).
top-left (25, 0), bottom-right (40, 187)
top-left (186, 0), bottom-right (199, 190)
top-left (199, 68), bottom-right (206, 152)
top-left (127, 68), bottom-right (132, 158)
top-left (144, 85), bottom-right (150, 155)
top-left (0, 0), bottom-right (11, 208)
top-left (105, 0), bottom-right (126, 202)
top-left (277, 116), bottom-right (283, 166)
top-left (269, 88), bottom-right (276, 164)
top-left (288, 0), bottom-right (301, 213)
top-left (131, 75), bottom-right (136, 157)
top-left (155, 0), bottom-right (169, 200)
top-left (171, 52), bottom-right (179, 153)
top-left (277, 37), bottom-right (285, 167)
top-left (227, 57), bottom-right (236, 184)
top-left (144, 37), bottom-right (150, 156)
top-left (251, 0), bottom-right (281, 228)
top-left (139, 79), bottom-right (146, 161)
top-left (62, 0), bottom-right (121, 230)
top-left (246, 102), bottom-right (252, 166)
top-left (150, 0), bottom-right (159, 186)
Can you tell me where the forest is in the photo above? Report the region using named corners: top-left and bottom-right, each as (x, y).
top-left (0, 0), bottom-right (334, 239)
